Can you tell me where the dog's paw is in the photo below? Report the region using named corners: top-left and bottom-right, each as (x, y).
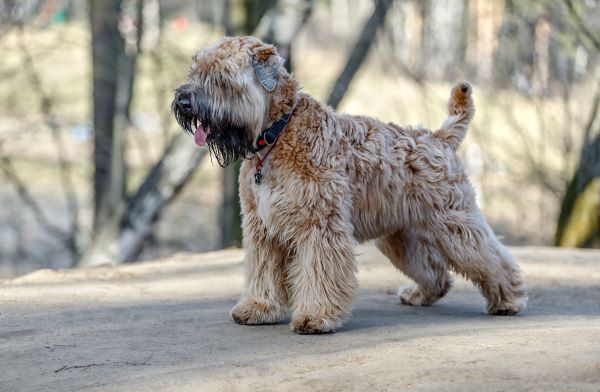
top-left (230, 298), bottom-right (282, 325)
top-left (487, 296), bottom-right (528, 316)
top-left (290, 313), bottom-right (340, 335)
top-left (486, 283), bottom-right (528, 316)
top-left (398, 277), bottom-right (452, 307)
top-left (398, 284), bottom-right (435, 306)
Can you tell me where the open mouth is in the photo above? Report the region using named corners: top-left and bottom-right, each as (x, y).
top-left (172, 89), bottom-right (214, 147)
top-left (172, 91), bottom-right (252, 166)
top-left (194, 118), bottom-right (211, 147)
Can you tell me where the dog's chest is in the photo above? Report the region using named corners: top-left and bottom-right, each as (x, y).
top-left (240, 160), bottom-right (276, 229)
top-left (254, 184), bottom-right (273, 227)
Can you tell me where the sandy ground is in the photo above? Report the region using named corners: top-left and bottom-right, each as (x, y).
top-left (1, 244), bottom-right (599, 391)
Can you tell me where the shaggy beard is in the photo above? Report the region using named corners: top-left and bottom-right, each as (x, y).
top-left (206, 125), bottom-right (253, 167)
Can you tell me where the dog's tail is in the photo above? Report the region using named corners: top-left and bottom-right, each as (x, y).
top-left (435, 81), bottom-right (475, 151)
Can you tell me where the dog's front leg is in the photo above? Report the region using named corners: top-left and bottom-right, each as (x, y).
top-left (230, 213), bottom-right (289, 325)
top-left (288, 221), bottom-right (358, 334)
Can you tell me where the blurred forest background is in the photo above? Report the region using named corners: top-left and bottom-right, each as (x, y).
top-left (0, 0), bottom-right (599, 278)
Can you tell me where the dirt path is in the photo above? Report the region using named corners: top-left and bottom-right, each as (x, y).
top-left (1, 245), bottom-right (599, 391)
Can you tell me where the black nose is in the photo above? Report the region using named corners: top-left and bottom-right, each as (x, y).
top-left (177, 94), bottom-right (192, 111)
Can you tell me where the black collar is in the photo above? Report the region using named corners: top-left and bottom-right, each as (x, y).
top-left (252, 110), bottom-right (294, 153)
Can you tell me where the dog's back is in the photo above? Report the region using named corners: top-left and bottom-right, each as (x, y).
top-left (285, 83), bottom-right (476, 242)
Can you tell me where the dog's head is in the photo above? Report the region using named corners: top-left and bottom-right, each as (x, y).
top-left (172, 36), bottom-right (292, 167)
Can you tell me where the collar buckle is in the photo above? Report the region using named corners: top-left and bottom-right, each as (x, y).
top-left (263, 130), bottom-right (277, 145)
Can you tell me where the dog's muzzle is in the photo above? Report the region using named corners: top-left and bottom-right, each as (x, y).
top-left (171, 87), bottom-right (253, 167)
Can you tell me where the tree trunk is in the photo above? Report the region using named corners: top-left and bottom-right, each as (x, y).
top-left (220, 163), bottom-right (243, 248)
top-left (241, 0), bottom-right (276, 35)
top-left (555, 131), bottom-right (600, 247)
top-left (90, 0), bottom-right (139, 231)
top-left (217, 0), bottom-right (272, 249)
top-left (326, 0), bottom-right (394, 109)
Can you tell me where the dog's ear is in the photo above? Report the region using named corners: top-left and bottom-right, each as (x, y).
top-left (252, 46), bottom-right (282, 92)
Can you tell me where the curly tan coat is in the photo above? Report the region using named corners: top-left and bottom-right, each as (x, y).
top-left (172, 36), bottom-right (527, 334)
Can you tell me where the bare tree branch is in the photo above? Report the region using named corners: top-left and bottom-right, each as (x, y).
top-left (79, 136), bottom-right (207, 266)
top-left (501, 100), bottom-right (565, 196)
top-left (291, 0), bottom-right (314, 40)
top-left (564, 0), bottom-right (600, 52)
top-left (582, 73), bottom-right (600, 147)
top-left (0, 151), bottom-right (69, 242)
top-left (327, 0), bottom-right (395, 109)
top-left (16, 24), bottom-right (80, 262)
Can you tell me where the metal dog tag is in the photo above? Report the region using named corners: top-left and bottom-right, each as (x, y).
top-left (254, 171), bottom-right (263, 185)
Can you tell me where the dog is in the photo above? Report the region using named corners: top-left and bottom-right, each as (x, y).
top-left (172, 36), bottom-right (527, 334)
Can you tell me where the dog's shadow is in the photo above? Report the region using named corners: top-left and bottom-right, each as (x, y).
top-left (340, 284), bottom-right (600, 333)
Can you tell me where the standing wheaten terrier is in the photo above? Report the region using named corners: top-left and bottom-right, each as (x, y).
top-left (172, 36), bottom-right (527, 334)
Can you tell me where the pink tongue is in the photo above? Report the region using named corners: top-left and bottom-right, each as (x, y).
top-left (194, 124), bottom-right (208, 146)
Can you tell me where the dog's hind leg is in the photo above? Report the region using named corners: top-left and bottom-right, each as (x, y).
top-left (376, 230), bottom-right (452, 306)
top-left (429, 208), bottom-right (528, 315)
top-left (230, 213), bottom-right (289, 325)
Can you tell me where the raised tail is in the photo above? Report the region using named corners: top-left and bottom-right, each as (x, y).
top-left (435, 81), bottom-right (475, 150)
